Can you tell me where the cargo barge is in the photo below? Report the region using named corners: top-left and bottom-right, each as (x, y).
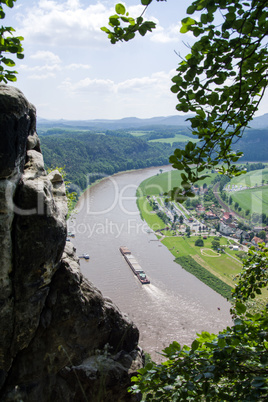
top-left (120, 247), bottom-right (150, 285)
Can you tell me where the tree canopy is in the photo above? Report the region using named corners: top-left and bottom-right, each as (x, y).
top-left (0, 0), bottom-right (24, 83)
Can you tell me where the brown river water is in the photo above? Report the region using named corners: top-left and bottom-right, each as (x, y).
top-left (68, 166), bottom-right (233, 362)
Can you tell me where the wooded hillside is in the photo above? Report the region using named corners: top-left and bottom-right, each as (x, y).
top-left (40, 130), bottom-right (181, 190)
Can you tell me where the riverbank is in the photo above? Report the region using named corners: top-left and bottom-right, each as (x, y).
top-left (73, 165), bottom-right (172, 214)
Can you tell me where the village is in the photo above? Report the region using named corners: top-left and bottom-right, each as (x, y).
top-left (147, 182), bottom-right (268, 253)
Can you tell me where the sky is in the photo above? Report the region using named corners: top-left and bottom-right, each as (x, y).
top-left (3, 0), bottom-right (268, 120)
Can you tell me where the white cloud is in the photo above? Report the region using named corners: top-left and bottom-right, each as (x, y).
top-left (20, 64), bottom-right (61, 72)
top-left (60, 69), bottom-right (175, 95)
top-left (117, 70), bottom-right (175, 95)
top-left (60, 77), bottom-right (115, 93)
top-left (30, 50), bottom-right (61, 64)
top-left (16, 1), bottom-right (129, 47)
top-left (15, 1), bottom-right (148, 49)
top-left (28, 72), bottom-right (56, 80)
top-left (65, 63), bottom-right (91, 70)
top-left (150, 24), bottom-right (181, 43)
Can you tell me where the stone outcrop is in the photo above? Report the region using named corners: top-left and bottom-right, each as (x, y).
top-left (0, 85), bottom-right (143, 401)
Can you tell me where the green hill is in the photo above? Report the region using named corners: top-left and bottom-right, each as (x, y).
top-left (40, 131), bottom-right (179, 190)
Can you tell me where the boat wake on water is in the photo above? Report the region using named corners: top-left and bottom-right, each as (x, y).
top-left (143, 284), bottom-right (167, 301)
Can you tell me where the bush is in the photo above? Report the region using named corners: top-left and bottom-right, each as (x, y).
top-left (195, 238), bottom-right (204, 247)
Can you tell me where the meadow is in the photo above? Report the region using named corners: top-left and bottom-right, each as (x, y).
top-left (231, 187), bottom-right (268, 215)
top-left (229, 167), bottom-right (268, 188)
top-left (137, 197), bottom-right (167, 231)
top-left (226, 168), bottom-right (268, 215)
top-left (138, 169), bottom-right (218, 196)
top-left (161, 235), bottom-right (242, 287)
top-left (149, 134), bottom-right (199, 145)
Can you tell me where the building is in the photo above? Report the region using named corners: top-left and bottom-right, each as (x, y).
top-left (222, 212), bottom-right (233, 224)
top-left (205, 210), bottom-right (217, 219)
top-left (196, 204), bottom-right (205, 215)
top-left (219, 222), bottom-right (233, 236)
top-left (251, 236), bottom-right (265, 247)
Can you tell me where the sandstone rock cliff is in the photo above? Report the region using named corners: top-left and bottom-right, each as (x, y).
top-left (0, 85), bottom-right (143, 401)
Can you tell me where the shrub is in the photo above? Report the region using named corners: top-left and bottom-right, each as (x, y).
top-left (195, 238), bottom-right (204, 247)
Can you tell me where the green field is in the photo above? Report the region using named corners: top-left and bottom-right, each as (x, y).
top-left (231, 186), bottom-right (268, 215)
top-left (229, 167), bottom-right (268, 188)
top-left (162, 236), bottom-right (242, 287)
top-left (137, 197), bottom-right (166, 231)
top-left (149, 134), bottom-right (199, 145)
top-left (225, 168), bottom-right (268, 215)
top-left (138, 169), bottom-right (217, 196)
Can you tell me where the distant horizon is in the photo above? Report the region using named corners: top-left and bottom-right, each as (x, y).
top-left (37, 112), bottom-right (268, 123)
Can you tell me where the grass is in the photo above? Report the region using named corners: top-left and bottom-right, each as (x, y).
top-left (137, 170), bottom-right (218, 196)
top-left (229, 167), bottom-right (268, 188)
top-left (137, 197), bottom-right (166, 231)
top-left (174, 255), bottom-right (232, 299)
top-left (149, 134), bottom-right (199, 145)
top-left (161, 235), bottom-right (242, 287)
top-left (231, 186), bottom-right (268, 215)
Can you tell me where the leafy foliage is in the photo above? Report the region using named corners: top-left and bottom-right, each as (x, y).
top-left (104, 0), bottom-right (268, 201)
top-left (0, 0), bottom-right (24, 82)
top-left (101, 1), bottom-right (166, 44)
top-left (168, 0), bottom-right (268, 197)
top-left (195, 238), bottom-right (204, 247)
top-left (232, 244), bottom-right (268, 306)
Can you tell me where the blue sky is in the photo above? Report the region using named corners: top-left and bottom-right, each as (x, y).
top-left (4, 0), bottom-right (268, 120)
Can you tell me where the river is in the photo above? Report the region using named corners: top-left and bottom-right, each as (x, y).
top-left (68, 166), bottom-right (233, 362)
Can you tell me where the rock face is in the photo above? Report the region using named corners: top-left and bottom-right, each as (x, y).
top-left (0, 85), bottom-right (143, 401)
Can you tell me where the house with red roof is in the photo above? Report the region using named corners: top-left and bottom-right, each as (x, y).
top-left (251, 236), bottom-right (265, 247)
top-left (222, 212), bottom-right (233, 224)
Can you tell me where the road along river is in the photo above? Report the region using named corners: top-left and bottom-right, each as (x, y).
top-left (69, 166), bottom-right (233, 362)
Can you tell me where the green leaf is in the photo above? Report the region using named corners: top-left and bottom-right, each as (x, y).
top-left (235, 302), bottom-right (247, 315)
top-left (100, 26), bottom-right (110, 33)
top-left (191, 339), bottom-right (200, 351)
top-left (170, 84), bottom-right (179, 93)
top-left (115, 3), bottom-right (126, 15)
top-left (187, 5), bottom-right (196, 15)
top-left (196, 109), bottom-right (206, 119)
top-left (1, 57), bottom-right (15, 66)
top-left (218, 337), bottom-right (226, 348)
top-left (109, 15), bottom-right (120, 27)
top-left (210, 92), bottom-right (219, 105)
top-left (138, 24), bottom-right (148, 36)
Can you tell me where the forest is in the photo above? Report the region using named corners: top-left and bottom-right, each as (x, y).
top-left (39, 129), bottom-right (184, 191)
